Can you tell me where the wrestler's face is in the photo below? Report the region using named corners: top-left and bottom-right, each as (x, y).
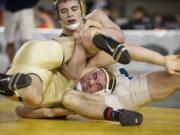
top-left (58, 0), bottom-right (82, 27)
top-left (79, 70), bottom-right (107, 93)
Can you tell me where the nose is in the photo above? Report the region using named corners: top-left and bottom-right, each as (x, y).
top-left (67, 10), bottom-right (73, 17)
top-left (88, 79), bottom-right (96, 87)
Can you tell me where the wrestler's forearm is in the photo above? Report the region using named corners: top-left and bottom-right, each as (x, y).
top-left (98, 27), bottom-right (125, 44)
top-left (61, 44), bottom-right (87, 80)
top-left (16, 105), bottom-right (75, 118)
top-left (125, 44), bottom-right (165, 66)
top-left (57, 37), bottom-right (75, 63)
top-left (86, 51), bottom-right (115, 68)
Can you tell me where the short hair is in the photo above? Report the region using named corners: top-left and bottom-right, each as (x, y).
top-left (53, 0), bottom-right (86, 20)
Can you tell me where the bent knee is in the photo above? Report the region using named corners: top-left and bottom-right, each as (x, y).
top-left (15, 106), bottom-right (29, 118)
top-left (23, 75), bottom-right (43, 108)
top-left (20, 85), bottom-right (43, 108)
top-left (27, 93), bottom-right (43, 108)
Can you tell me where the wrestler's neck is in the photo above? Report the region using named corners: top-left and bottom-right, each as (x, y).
top-left (62, 22), bottom-right (85, 36)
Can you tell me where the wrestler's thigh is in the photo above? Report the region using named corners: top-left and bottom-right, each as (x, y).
top-left (147, 70), bottom-right (178, 101)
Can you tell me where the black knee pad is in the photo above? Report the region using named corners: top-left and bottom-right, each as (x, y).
top-left (0, 73), bottom-right (32, 96)
top-left (10, 73), bottom-right (32, 90)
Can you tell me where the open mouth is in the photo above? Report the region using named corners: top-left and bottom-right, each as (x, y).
top-left (67, 19), bottom-right (76, 24)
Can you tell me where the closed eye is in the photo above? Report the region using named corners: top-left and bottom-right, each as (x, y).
top-left (97, 83), bottom-right (103, 90)
top-left (93, 72), bottom-right (97, 80)
top-left (72, 6), bottom-right (79, 11)
top-left (60, 9), bottom-right (67, 14)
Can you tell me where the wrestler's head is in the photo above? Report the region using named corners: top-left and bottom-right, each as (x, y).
top-left (54, 0), bottom-right (86, 30)
top-left (76, 68), bottom-right (116, 94)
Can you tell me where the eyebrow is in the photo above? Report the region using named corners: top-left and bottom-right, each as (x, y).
top-left (72, 6), bottom-right (78, 8)
top-left (59, 8), bottom-right (67, 11)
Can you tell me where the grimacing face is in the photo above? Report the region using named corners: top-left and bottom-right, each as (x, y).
top-left (58, 0), bottom-right (82, 27)
top-left (79, 69), bottom-right (107, 93)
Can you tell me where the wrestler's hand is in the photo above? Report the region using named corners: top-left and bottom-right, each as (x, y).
top-left (164, 55), bottom-right (180, 75)
top-left (74, 20), bottom-right (102, 55)
top-left (79, 27), bottom-right (101, 54)
top-left (81, 19), bottom-right (102, 43)
top-left (82, 19), bottom-right (102, 32)
top-left (73, 19), bottom-right (102, 38)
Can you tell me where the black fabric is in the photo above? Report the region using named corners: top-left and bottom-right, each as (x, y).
top-left (59, 33), bottom-right (69, 37)
top-left (0, 73), bottom-right (32, 96)
top-left (5, 0), bottom-right (39, 12)
top-left (15, 74), bottom-right (32, 89)
top-left (92, 34), bottom-right (131, 64)
top-left (92, 34), bottom-right (119, 55)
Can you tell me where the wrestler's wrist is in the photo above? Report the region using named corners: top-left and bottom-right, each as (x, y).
top-left (164, 55), bottom-right (172, 70)
top-left (89, 27), bottom-right (101, 42)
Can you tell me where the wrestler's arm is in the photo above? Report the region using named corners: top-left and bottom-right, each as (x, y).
top-left (60, 43), bottom-right (87, 80)
top-left (73, 10), bottom-right (126, 66)
top-left (124, 44), bottom-right (180, 75)
top-left (85, 39), bottom-right (180, 75)
top-left (16, 105), bottom-right (75, 118)
top-left (85, 9), bottom-right (124, 43)
top-left (56, 37), bottom-right (75, 63)
top-left (78, 10), bottom-right (124, 55)
top-left (124, 44), bottom-right (165, 66)
top-left (86, 51), bottom-right (116, 68)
